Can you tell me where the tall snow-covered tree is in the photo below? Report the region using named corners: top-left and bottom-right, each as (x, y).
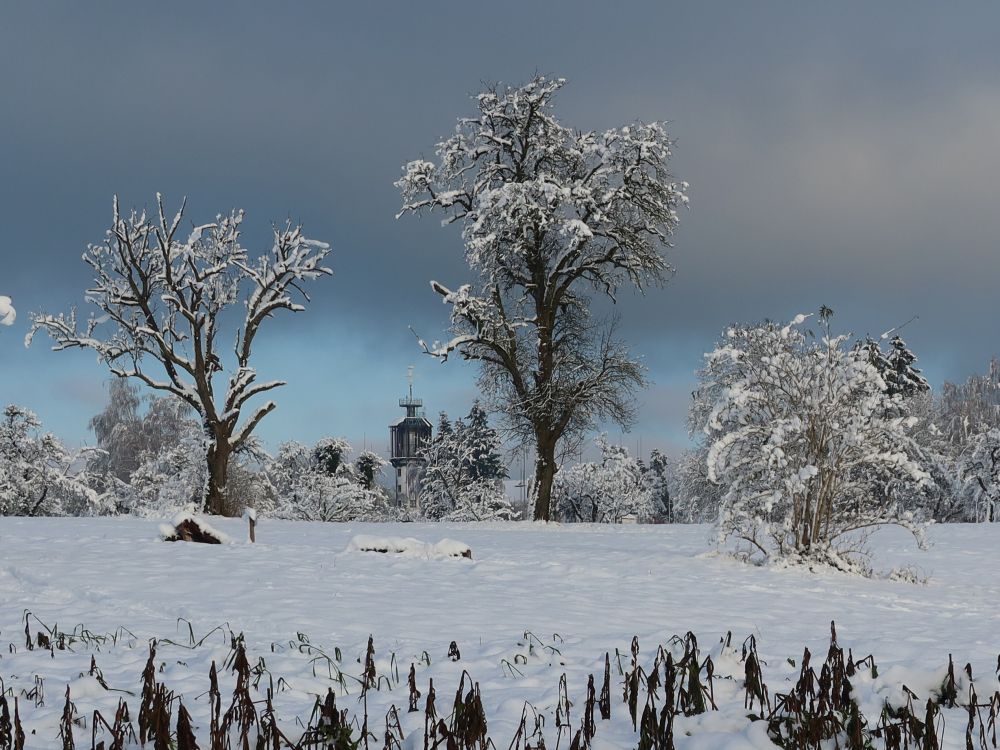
top-left (313, 438), bottom-right (351, 477)
top-left (27, 195), bottom-right (332, 515)
top-left (552, 435), bottom-right (653, 523)
top-left (697, 312), bottom-right (929, 569)
top-left (0, 405), bottom-right (105, 516)
top-left (462, 402), bottom-right (508, 483)
top-left (397, 76), bottom-right (688, 521)
top-left (87, 379), bottom-right (144, 488)
top-left (895, 393), bottom-right (967, 522)
top-left (884, 335), bottom-right (930, 398)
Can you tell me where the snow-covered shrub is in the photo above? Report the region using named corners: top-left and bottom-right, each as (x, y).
top-left (552, 436), bottom-right (653, 523)
top-left (0, 405), bottom-right (107, 516)
top-left (268, 439), bottom-right (391, 522)
top-left (696, 311), bottom-right (929, 570)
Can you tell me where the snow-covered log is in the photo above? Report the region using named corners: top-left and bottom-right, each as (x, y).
top-left (160, 512), bottom-right (231, 544)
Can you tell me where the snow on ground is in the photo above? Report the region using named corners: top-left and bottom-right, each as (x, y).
top-left (0, 517), bottom-right (997, 748)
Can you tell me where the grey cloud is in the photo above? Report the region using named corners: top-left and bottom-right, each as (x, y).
top-left (3, 1), bottom-right (1000, 457)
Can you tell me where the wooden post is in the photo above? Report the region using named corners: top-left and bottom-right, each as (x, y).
top-left (245, 508), bottom-right (257, 543)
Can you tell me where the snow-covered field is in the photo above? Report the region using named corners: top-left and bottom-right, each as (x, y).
top-left (1, 518), bottom-right (997, 748)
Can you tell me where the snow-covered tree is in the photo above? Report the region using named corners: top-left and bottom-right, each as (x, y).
top-left (313, 437), bottom-right (351, 477)
top-left (397, 75), bottom-right (688, 521)
top-left (27, 195), bottom-right (332, 515)
top-left (697, 311), bottom-right (929, 569)
top-left (960, 427), bottom-right (1000, 522)
top-left (895, 393), bottom-right (966, 522)
top-left (552, 435), bottom-right (653, 523)
top-left (857, 334), bottom-right (930, 402)
top-left (642, 449), bottom-right (673, 522)
top-left (0, 405), bottom-right (105, 516)
top-left (418, 403), bottom-right (514, 521)
top-left (0, 296), bottom-right (15, 327)
top-left (938, 359), bottom-right (1000, 447)
top-left (355, 450), bottom-right (388, 491)
top-left (672, 446), bottom-right (725, 523)
top-left (268, 439), bottom-right (391, 522)
top-left (86, 380), bottom-right (196, 496)
top-left (125, 420), bottom-right (208, 517)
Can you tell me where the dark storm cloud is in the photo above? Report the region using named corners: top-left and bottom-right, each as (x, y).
top-left (2, 1), bottom-right (999, 457)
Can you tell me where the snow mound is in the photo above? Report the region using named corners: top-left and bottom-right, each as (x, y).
top-left (160, 512), bottom-right (233, 545)
top-left (346, 534), bottom-right (472, 559)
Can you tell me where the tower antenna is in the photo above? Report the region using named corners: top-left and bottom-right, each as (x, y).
top-left (407, 365), bottom-right (415, 400)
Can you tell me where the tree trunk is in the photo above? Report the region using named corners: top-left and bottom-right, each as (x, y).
top-left (205, 436), bottom-right (231, 516)
top-left (532, 438), bottom-right (558, 521)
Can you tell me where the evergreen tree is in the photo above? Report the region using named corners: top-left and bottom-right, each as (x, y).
top-left (462, 402), bottom-right (508, 482)
top-left (419, 404), bottom-right (513, 520)
top-left (644, 449), bottom-right (673, 522)
top-left (314, 438), bottom-right (350, 476)
top-left (355, 451), bottom-right (387, 491)
top-left (858, 335), bottom-right (929, 399)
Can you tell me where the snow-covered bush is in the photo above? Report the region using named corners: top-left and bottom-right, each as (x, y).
top-left (552, 436), bottom-right (653, 523)
top-left (0, 405), bottom-right (107, 516)
top-left (268, 439), bottom-right (392, 522)
top-left (418, 403), bottom-right (515, 521)
top-left (696, 311), bottom-right (929, 570)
